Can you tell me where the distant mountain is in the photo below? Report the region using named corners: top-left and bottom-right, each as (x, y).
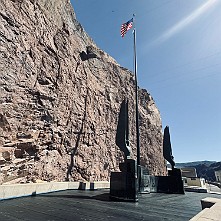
top-left (194, 162), bottom-right (221, 181)
top-left (168, 161), bottom-right (221, 181)
top-left (175, 161), bottom-right (216, 168)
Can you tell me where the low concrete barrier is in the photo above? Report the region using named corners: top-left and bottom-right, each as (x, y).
top-left (190, 197), bottom-right (221, 221)
top-left (78, 181), bottom-right (110, 190)
top-left (185, 186), bottom-right (208, 193)
top-left (201, 197), bottom-right (221, 209)
top-left (0, 181), bottom-right (110, 200)
top-left (189, 208), bottom-right (209, 221)
top-left (68, 182), bottom-right (81, 190)
top-left (90, 181), bottom-right (110, 190)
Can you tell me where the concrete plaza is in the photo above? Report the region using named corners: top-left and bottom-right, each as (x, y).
top-left (1, 189), bottom-right (221, 221)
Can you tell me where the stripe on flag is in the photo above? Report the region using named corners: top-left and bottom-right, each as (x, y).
top-left (121, 18), bottom-right (133, 37)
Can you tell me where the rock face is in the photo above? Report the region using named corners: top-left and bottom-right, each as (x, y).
top-left (0, 0), bottom-right (166, 184)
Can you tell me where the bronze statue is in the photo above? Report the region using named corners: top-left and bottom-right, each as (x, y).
top-left (163, 126), bottom-right (175, 169)
top-left (116, 99), bottom-right (130, 158)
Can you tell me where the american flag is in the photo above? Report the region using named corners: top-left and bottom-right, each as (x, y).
top-left (121, 18), bottom-right (133, 37)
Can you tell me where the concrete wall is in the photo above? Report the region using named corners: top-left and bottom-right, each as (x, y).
top-left (190, 197), bottom-right (221, 221)
top-left (185, 177), bottom-right (206, 187)
top-left (0, 181), bottom-right (110, 200)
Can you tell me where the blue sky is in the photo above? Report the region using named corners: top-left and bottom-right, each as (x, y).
top-left (71, 0), bottom-right (221, 163)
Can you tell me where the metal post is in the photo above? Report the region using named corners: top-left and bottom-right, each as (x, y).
top-left (133, 15), bottom-right (141, 191)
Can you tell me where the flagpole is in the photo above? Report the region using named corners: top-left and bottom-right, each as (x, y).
top-left (133, 14), bottom-right (141, 191)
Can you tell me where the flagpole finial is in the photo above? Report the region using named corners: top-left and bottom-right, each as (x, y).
top-left (132, 14), bottom-right (136, 31)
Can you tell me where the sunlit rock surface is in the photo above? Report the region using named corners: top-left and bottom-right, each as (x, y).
top-left (0, 0), bottom-right (166, 184)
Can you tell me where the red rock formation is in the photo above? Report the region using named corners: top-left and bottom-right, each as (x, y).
top-left (0, 0), bottom-right (166, 184)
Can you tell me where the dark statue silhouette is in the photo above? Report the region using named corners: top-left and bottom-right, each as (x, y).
top-left (163, 125), bottom-right (175, 169)
top-left (111, 105), bottom-right (184, 200)
top-left (110, 99), bottom-right (138, 201)
top-left (115, 99), bottom-right (130, 159)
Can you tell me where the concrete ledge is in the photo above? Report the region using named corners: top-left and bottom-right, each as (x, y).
top-left (68, 182), bottom-right (81, 190)
top-left (78, 181), bottom-right (110, 190)
top-left (201, 197), bottom-right (221, 209)
top-left (0, 182), bottom-right (72, 200)
top-left (0, 181), bottom-right (110, 200)
top-left (190, 197), bottom-right (221, 221)
top-left (189, 208), bottom-right (209, 221)
top-left (203, 202), bottom-right (221, 220)
top-left (185, 186), bottom-right (208, 193)
top-left (90, 181), bottom-right (110, 190)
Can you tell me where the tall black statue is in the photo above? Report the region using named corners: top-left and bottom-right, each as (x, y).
top-left (163, 126), bottom-right (175, 169)
top-left (110, 99), bottom-right (138, 201)
top-left (159, 125), bottom-right (184, 194)
top-left (115, 99), bottom-right (130, 159)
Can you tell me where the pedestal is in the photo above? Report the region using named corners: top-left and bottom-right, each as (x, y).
top-left (110, 159), bottom-right (138, 202)
top-left (157, 168), bottom-right (184, 194)
top-left (139, 166), bottom-right (150, 193)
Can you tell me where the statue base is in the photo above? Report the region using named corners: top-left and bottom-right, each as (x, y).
top-left (139, 166), bottom-right (150, 193)
top-left (157, 168), bottom-right (184, 194)
top-left (137, 168), bottom-right (184, 194)
top-left (110, 159), bottom-right (138, 202)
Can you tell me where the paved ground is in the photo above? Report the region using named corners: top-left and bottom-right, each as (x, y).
top-left (1, 189), bottom-right (221, 221)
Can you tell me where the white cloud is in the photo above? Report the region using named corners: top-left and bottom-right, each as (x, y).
top-left (153, 0), bottom-right (219, 45)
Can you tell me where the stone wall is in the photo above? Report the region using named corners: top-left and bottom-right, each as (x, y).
top-left (0, 0), bottom-right (166, 184)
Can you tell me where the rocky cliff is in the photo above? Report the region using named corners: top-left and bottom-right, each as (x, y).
top-left (0, 0), bottom-right (166, 184)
